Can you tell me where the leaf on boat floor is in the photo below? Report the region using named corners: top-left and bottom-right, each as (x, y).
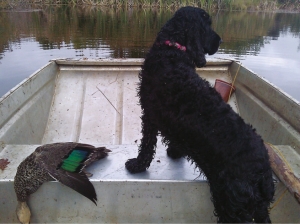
top-left (0, 158), bottom-right (10, 171)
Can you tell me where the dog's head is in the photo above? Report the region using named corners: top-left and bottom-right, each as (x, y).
top-left (156, 6), bottom-right (221, 67)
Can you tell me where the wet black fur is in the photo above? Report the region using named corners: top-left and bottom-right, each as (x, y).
top-left (125, 6), bottom-right (275, 223)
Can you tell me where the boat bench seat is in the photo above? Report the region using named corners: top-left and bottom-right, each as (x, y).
top-left (0, 143), bottom-right (216, 223)
top-left (1, 144), bottom-right (300, 223)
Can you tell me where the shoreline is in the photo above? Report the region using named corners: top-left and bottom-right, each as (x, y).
top-left (0, 1), bottom-right (300, 13)
top-left (1, 8), bottom-right (300, 14)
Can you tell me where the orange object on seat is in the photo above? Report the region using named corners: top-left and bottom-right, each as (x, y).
top-left (214, 79), bottom-right (236, 102)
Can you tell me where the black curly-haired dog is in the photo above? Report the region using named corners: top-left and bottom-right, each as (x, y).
top-left (125, 6), bottom-right (275, 223)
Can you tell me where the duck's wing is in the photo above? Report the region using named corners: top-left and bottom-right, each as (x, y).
top-left (34, 142), bottom-right (110, 171)
top-left (47, 168), bottom-right (97, 204)
top-left (83, 146), bottom-right (111, 167)
top-left (33, 142), bottom-right (109, 204)
top-left (35, 151), bottom-right (97, 204)
top-left (34, 142), bottom-right (87, 168)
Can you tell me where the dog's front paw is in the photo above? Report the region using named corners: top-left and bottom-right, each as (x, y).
top-left (125, 158), bottom-right (147, 173)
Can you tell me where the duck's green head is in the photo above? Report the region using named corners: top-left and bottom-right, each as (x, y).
top-left (16, 201), bottom-right (31, 224)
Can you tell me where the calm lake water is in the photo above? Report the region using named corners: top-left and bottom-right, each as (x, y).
top-left (0, 6), bottom-right (299, 101)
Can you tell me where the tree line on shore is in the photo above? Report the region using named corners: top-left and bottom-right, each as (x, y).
top-left (1, 0), bottom-right (299, 11)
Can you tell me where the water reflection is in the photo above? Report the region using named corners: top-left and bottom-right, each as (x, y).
top-left (213, 11), bottom-right (300, 56)
top-left (0, 6), bottom-right (299, 100)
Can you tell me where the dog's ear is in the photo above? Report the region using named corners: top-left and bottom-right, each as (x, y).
top-left (186, 24), bottom-right (206, 68)
top-left (156, 17), bottom-right (185, 46)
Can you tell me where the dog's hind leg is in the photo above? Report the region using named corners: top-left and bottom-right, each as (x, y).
top-left (253, 203), bottom-right (271, 223)
top-left (208, 178), bottom-right (257, 223)
top-left (125, 114), bottom-right (158, 173)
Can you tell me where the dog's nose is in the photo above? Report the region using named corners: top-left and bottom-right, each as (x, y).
top-left (219, 39), bottom-right (223, 44)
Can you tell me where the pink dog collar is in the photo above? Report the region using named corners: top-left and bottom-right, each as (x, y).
top-left (165, 40), bottom-right (186, 51)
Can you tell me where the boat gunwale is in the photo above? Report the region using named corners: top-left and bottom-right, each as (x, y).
top-left (231, 61), bottom-right (300, 106)
top-left (0, 61), bottom-right (55, 103)
top-left (53, 57), bottom-right (233, 66)
top-left (230, 61), bottom-right (300, 134)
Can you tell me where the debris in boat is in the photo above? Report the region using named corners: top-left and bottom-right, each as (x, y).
top-left (0, 158), bottom-right (10, 171)
top-left (214, 79), bottom-right (235, 102)
top-left (14, 142), bottom-right (111, 224)
top-left (96, 86), bottom-right (121, 115)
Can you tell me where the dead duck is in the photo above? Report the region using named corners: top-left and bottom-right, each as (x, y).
top-left (14, 142), bottom-right (111, 224)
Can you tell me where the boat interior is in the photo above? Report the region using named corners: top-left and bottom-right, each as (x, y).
top-left (0, 59), bottom-right (299, 223)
